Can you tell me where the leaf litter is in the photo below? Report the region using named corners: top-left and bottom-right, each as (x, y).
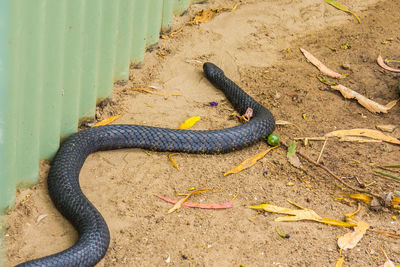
top-left (330, 84), bottom-right (398, 113)
top-left (168, 116), bottom-right (201, 169)
top-left (179, 116), bottom-right (201, 129)
top-left (224, 146), bottom-right (277, 176)
top-left (168, 153), bottom-right (180, 170)
top-left (304, 50), bottom-right (398, 113)
top-left (377, 55), bottom-right (400, 73)
top-left (325, 128), bottom-right (400, 145)
top-left (164, 188), bottom-right (212, 214)
top-left (324, 0), bottom-right (361, 23)
top-left (130, 87), bottom-right (182, 99)
top-left (337, 220), bottom-right (369, 250)
top-left (156, 189), bottom-right (237, 212)
top-left (93, 115), bottom-right (121, 127)
top-left (379, 246), bottom-right (397, 267)
top-left (300, 48), bottom-right (343, 78)
top-left (248, 200), bottom-right (356, 227)
top-left (163, 4), bottom-right (239, 38)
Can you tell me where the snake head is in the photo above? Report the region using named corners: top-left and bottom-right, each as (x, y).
top-left (203, 62), bottom-right (225, 81)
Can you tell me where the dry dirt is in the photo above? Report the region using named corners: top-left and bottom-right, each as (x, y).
top-left (3, 0), bottom-right (400, 266)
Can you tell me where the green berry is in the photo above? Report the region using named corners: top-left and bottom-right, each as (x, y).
top-left (267, 134), bottom-right (280, 146)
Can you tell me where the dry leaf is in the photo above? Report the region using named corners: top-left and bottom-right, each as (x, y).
top-left (166, 5), bottom-right (238, 38)
top-left (130, 87), bottom-right (181, 98)
top-left (275, 120), bottom-right (293, 126)
top-left (331, 84), bottom-right (398, 113)
top-left (379, 246), bottom-right (396, 267)
top-left (338, 136), bottom-right (381, 143)
top-left (168, 153), bottom-right (180, 170)
top-left (343, 204), bottom-right (362, 225)
top-left (166, 189), bottom-right (211, 214)
top-left (156, 195), bottom-right (235, 209)
top-left (36, 214), bottom-right (48, 224)
top-left (370, 229), bottom-right (400, 239)
top-left (179, 116), bottom-right (201, 129)
top-left (276, 120), bottom-right (301, 132)
top-left (335, 257), bottom-right (345, 267)
top-left (376, 124), bottom-right (397, 133)
top-left (191, 10), bottom-right (215, 24)
top-left (93, 115), bottom-right (121, 127)
top-left (381, 259), bottom-right (396, 267)
top-left (248, 202), bottom-right (355, 227)
top-left (377, 55), bottom-right (400, 73)
top-left (325, 0), bottom-right (361, 23)
top-left (325, 128), bottom-right (400, 145)
top-left (300, 48), bottom-right (342, 78)
top-left (339, 193), bottom-right (372, 204)
top-left (338, 221), bottom-right (370, 250)
top-left (130, 87), bottom-right (164, 96)
top-left (224, 146), bottom-right (277, 176)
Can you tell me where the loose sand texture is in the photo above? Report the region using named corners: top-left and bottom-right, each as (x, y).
top-left (4, 0), bottom-right (400, 266)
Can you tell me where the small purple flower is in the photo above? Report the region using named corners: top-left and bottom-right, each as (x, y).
top-left (263, 171), bottom-right (268, 177)
top-left (210, 101), bottom-right (218, 107)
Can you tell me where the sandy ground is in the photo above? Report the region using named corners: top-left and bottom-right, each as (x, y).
top-left (3, 0), bottom-right (400, 266)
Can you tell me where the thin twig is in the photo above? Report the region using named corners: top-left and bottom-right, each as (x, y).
top-left (281, 143), bottom-right (380, 198)
top-left (294, 137), bottom-right (327, 141)
top-left (316, 139), bottom-right (327, 164)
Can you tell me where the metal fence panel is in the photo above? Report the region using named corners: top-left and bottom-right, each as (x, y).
top-left (0, 0), bottom-right (201, 212)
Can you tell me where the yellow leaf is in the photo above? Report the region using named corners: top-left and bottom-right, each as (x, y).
top-left (338, 221), bottom-right (369, 250)
top-left (335, 257), bottom-right (345, 267)
top-left (248, 202), bottom-right (355, 227)
top-left (179, 116), bottom-right (201, 129)
top-left (325, 0), bottom-right (361, 23)
top-left (191, 10), bottom-right (215, 24)
top-left (338, 136), bottom-right (381, 143)
top-left (339, 193), bottom-right (372, 204)
top-left (325, 129), bottom-right (400, 145)
top-left (93, 115), bottom-right (121, 127)
top-left (344, 203), bottom-right (361, 224)
top-left (319, 217), bottom-right (356, 227)
top-left (224, 146), bottom-right (277, 176)
top-left (168, 153), bottom-right (180, 170)
top-left (167, 188), bottom-right (211, 214)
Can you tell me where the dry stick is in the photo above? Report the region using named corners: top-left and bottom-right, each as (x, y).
top-left (281, 143), bottom-right (380, 199)
top-left (316, 139), bottom-right (328, 164)
top-left (294, 137), bottom-right (327, 141)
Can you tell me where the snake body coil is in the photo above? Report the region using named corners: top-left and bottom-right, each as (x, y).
top-left (17, 63), bottom-right (275, 266)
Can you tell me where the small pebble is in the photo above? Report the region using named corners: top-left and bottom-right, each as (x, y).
top-left (341, 62), bottom-right (351, 70)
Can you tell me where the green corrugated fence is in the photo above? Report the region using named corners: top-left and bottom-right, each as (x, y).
top-left (0, 0), bottom-right (203, 213)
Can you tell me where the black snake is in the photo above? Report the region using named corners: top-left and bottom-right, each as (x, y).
top-left (17, 63), bottom-right (275, 266)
